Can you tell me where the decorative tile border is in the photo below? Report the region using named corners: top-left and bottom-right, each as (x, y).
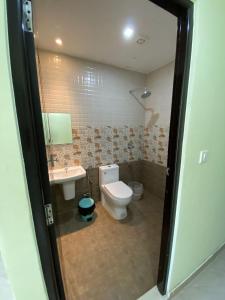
top-left (143, 125), bottom-right (169, 166)
top-left (47, 124), bottom-right (169, 169)
top-left (47, 125), bottom-right (144, 169)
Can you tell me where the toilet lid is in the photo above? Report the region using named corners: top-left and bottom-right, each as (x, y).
top-left (104, 181), bottom-right (133, 200)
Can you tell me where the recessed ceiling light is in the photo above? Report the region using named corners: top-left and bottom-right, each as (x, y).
top-left (55, 38), bottom-right (62, 46)
top-left (123, 27), bottom-right (134, 40)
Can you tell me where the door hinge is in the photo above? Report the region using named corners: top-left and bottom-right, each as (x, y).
top-left (22, 0), bottom-right (33, 32)
top-left (45, 204), bottom-right (54, 226)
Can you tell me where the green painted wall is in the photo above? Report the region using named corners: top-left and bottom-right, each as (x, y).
top-left (0, 1), bottom-right (48, 299)
top-left (168, 0), bottom-right (225, 292)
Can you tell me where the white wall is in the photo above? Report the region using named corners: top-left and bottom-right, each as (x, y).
top-left (143, 62), bottom-right (175, 166)
top-left (38, 50), bottom-right (146, 128)
top-left (145, 61), bottom-right (175, 128)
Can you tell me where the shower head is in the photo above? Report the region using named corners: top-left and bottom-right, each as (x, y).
top-left (129, 87), bottom-right (151, 99)
top-left (129, 87), bottom-right (151, 110)
top-left (141, 89), bottom-right (151, 99)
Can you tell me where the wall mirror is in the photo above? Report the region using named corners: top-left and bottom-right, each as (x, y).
top-left (42, 112), bottom-right (72, 145)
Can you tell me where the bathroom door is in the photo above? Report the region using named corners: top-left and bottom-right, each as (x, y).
top-left (7, 0), bottom-right (65, 299)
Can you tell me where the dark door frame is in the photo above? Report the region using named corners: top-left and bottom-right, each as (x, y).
top-left (6, 0), bottom-right (193, 298)
top-left (151, 0), bottom-right (193, 294)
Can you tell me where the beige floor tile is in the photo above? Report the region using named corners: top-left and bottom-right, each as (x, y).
top-left (56, 191), bottom-right (164, 300)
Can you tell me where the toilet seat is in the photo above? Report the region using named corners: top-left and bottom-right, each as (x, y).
top-left (103, 181), bottom-right (133, 201)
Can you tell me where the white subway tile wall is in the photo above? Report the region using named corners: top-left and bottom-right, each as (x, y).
top-left (38, 50), bottom-right (145, 127)
top-left (38, 50), bottom-right (172, 168)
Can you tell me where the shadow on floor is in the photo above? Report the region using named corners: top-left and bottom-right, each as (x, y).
top-left (55, 209), bottom-right (98, 237)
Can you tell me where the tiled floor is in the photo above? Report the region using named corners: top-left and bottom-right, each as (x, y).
top-left (171, 246), bottom-right (225, 300)
top-left (55, 191), bottom-right (164, 300)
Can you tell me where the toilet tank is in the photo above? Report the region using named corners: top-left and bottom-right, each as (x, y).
top-left (99, 164), bottom-right (119, 185)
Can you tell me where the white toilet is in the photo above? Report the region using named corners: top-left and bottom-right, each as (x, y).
top-left (99, 164), bottom-right (133, 220)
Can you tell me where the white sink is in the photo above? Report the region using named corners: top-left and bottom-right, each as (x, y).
top-left (49, 166), bottom-right (86, 200)
top-left (49, 166), bottom-right (86, 184)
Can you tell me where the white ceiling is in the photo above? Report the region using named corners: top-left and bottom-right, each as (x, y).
top-left (33, 0), bottom-right (177, 74)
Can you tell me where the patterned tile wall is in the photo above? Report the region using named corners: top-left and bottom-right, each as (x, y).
top-left (47, 124), bottom-right (169, 169)
top-left (143, 125), bottom-right (169, 166)
top-left (47, 125), bottom-right (144, 169)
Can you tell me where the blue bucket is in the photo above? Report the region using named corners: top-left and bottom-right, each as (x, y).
top-left (78, 196), bottom-right (95, 222)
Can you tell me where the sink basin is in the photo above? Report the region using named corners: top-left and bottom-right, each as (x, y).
top-left (49, 166), bottom-right (86, 184)
top-left (48, 166), bottom-right (86, 200)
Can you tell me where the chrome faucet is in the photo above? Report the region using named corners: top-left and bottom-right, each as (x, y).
top-left (47, 154), bottom-right (58, 167)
